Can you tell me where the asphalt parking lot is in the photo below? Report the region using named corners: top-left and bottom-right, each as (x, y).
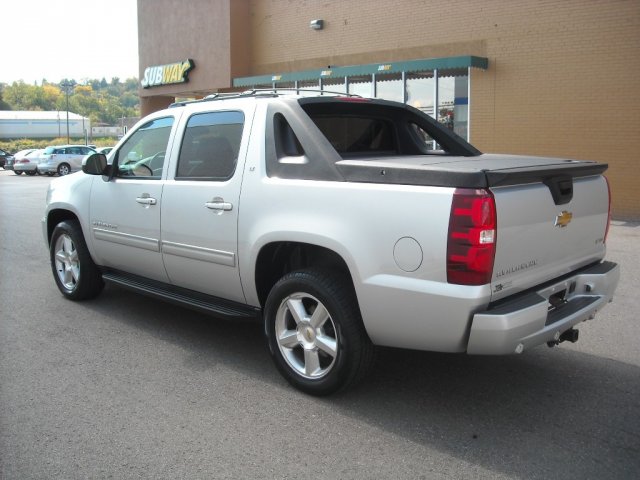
top-left (1, 169), bottom-right (639, 479)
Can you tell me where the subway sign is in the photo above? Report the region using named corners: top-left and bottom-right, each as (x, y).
top-left (141, 59), bottom-right (195, 88)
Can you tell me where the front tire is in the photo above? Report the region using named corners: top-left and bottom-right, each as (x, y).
top-left (50, 220), bottom-right (104, 300)
top-left (264, 269), bottom-right (375, 395)
top-left (57, 163), bottom-right (71, 176)
top-left (14, 170), bottom-right (22, 175)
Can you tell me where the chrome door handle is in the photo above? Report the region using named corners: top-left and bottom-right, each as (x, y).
top-left (205, 200), bottom-right (233, 211)
top-left (136, 195), bottom-right (157, 205)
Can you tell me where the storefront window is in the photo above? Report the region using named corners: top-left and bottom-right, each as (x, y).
top-left (249, 68), bottom-right (470, 141)
top-left (298, 80), bottom-right (321, 96)
top-left (322, 78), bottom-right (347, 94)
top-left (274, 81), bottom-right (295, 93)
top-left (348, 76), bottom-right (372, 97)
top-left (375, 73), bottom-right (403, 103)
top-left (437, 70), bottom-right (468, 140)
top-left (406, 73), bottom-right (435, 117)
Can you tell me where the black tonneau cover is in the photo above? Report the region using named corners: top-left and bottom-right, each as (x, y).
top-left (335, 153), bottom-right (607, 188)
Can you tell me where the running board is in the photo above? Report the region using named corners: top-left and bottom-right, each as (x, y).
top-left (102, 271), bottom-right (261, 321)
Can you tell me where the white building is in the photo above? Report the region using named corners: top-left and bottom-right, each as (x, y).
top-left (0, 111), bottom-right (90, 139)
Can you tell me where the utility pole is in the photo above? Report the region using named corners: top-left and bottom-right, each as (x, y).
top-left (60, 81), bottom-right (75, 143)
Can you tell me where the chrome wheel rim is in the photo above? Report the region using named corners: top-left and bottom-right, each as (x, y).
top-left (59, 165), bottom-right (70, 175)
top-left (275, 293), bottom-right (338, 379)
top-left (54, 233), bottom-right (80, 291)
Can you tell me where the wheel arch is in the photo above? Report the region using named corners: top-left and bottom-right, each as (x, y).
top-left (46, 209), bottom-right (81, 246)
top-left (254, 241), bottom-right (355, 308)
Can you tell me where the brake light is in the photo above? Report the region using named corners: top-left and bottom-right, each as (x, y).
top-left (604, 176), bottom-right (612, 243)
top-left (447, 188), bottom-right (497, 285)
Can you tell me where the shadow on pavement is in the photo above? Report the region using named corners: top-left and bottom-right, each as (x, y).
top-left (80, 283), bottom-right (640, 480)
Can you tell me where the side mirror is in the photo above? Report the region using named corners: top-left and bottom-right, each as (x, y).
top-left (82, 153), bottom-right (108, 175)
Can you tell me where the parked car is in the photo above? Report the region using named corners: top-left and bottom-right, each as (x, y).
top-left (0, 148), bottom-right (14, 169)
top-left (4, 149), bottom-right (32, 171)
top-left (42, 92), bottom-right (619, 395)
top-left (9, 149), bottom-right (35, 173)
top-left (14, 149), bottom-right (44, 175)
top-left (37, 145), bottom-right (96, 176)
top-left (96, 146), bottom-right (113, 155)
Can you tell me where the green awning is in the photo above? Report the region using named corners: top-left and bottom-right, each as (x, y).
top-left (233, 55), bottom-right (488, 87)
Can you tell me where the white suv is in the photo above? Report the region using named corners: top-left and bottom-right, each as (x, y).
top-left (37, 145), bottom-right (96, 176)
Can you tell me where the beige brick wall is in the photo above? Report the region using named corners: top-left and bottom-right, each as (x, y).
top-left (248, 0), bottom-right (640, 219)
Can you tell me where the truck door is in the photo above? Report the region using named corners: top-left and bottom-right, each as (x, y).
top-left (160, 108), bottom-right (251, 304)
top-left (89, 115), bottom-right (177, 282)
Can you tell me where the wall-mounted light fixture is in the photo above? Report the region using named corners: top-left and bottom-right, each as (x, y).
top-left (310, 19), bottom-right (324, 30)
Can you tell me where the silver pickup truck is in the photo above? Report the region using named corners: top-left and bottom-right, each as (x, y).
top-left (42, 91), bottom-right (619, 395)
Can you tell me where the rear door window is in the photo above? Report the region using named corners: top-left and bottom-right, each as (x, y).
top-left (176, 111), bottom-right (244, 180)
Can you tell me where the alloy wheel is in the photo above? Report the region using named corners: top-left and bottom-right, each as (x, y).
top-left (274, 292), bottom-right (338, 379)
top-left (54, 233), bottom-right (80, 291)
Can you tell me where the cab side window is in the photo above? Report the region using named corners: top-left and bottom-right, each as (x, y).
top-left (116, 117), bottom-right (174, 179)
top-left (176, 111), bottom-right (244, 181)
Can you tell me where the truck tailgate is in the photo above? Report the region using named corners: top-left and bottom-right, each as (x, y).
top-left (490, 174), bottom-right (609, 300)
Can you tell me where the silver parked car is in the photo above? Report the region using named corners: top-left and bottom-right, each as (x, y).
top-left (4, 149), bottom-right (33, 172)
top-left (96, 146), bottom-right (114, 155)
top-left (13, 149), bottom-right (43, 175)
top-left (37, 145), bottom-right (97, 176)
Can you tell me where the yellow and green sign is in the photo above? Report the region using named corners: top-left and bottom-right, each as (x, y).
top-left (141, 59), bottom-right (195, 88)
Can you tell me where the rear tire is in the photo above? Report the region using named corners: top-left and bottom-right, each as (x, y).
top-left (14, 171), bottom-right (22, 175)
top-left (50, 220), bottom-right (104, 300)
top-left (264, 268), bottom-right (375, 395)
top-left (25, 170), bottom-right (36, 176)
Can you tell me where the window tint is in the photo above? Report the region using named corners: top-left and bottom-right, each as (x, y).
top-left (309, 116), bottom-right (396, 156)
top-left (176, 111), bottom-right (244, 180)
top-left (409, 123), bottom-right (436, 151)
top-left (274, 113), bottom-right (304, 158)
top-left (116, 116), bottom-right (173, 179)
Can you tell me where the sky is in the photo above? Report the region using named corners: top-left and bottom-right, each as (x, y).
top-left (2, 0), bottom-right (139, 85)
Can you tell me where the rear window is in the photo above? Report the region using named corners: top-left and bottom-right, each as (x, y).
top-left (44, 147), bottom-right (57, 154)
top-left (299, 98), bottom-right (481, 158)
top-left (309, 116), bottom-right (396, 156)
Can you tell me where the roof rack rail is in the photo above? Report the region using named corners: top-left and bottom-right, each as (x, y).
top-left (168, 88), bottom-right (362, 108)
top-left (247, 88), bottom-right (362, 98)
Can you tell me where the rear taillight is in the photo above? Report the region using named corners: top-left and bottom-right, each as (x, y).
top-left (447, 188), bottom-right (497, 285)
top-left (18, 159), bottom-right (29, 164)
top-left (604, 176), bottom-right (612, 243)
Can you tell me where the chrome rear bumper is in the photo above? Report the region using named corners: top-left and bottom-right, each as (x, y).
top-left (467, 261), bottom-right (620, 354)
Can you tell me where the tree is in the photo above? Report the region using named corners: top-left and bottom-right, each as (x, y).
top-left (2, 78), bottom-right (140, 125)
top-left (0, 86), bottom-right (11, 110)
top-left (4, 82), bottom-right (40, 110)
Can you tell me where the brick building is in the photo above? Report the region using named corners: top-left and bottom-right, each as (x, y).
top-left (137, 0), bottom-right (640, 219)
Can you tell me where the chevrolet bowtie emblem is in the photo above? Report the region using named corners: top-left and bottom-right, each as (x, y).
top-left (555, 211), bottom-right (573, 228)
